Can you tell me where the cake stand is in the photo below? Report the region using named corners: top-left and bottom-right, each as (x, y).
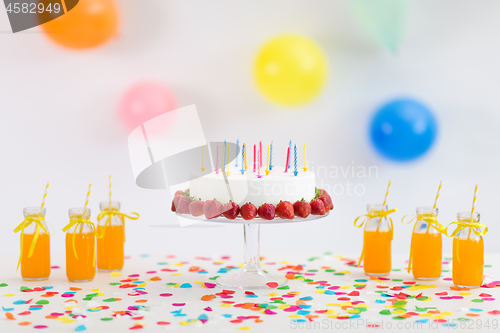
top-left (177, 212), bottom-right (330, 289)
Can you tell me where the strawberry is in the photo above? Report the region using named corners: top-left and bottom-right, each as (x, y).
top-left (258, 203), bottom-right (275, 220)
top-left (317, 189), bottom-right (333, 211)
top-left (189, 200), bottom-right (205, 217)
top-left (174, 190), bottom-right (184, 197)
top-left (177, 196), bottom-right (191, 214)
top-left (310, 198), bottom-right (326, 215)
top-left (171, 195), bottom-right (181, 212)
top-left (204, 200), bottom-right (222, 219)
top-left (276, 201), bottom-right (294, 219)
top-left (240, 203), bottom-right (257, 220)
top-left (293, 199), bottom-right (311, 218)
top-left (222, 201), bottom-right (240, 220)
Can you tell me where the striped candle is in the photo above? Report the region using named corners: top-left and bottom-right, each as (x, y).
top-left (293, 144), bottom-right (298, 176)
top-left (269, 141), bottom-right (273, 170)
top-left (240, 143), bottom-right (245, 174)
top-left (235, 139), bottom-right (239, 168)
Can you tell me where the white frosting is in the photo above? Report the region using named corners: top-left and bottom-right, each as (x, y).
top-left (189, 166), bottom-right (315, 206)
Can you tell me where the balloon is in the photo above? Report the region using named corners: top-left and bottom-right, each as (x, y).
top-left (350, 0), bottom-right (408, 53)
top-left (254, 35), bottom-right (327, 106)
top-left (118, 82), bottom-right (177, 130)
top-left (370, 98), bottom-right (438, 161)
top-left (40, 0), bottom-right (119, 50)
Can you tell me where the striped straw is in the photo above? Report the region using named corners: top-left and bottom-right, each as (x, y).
top-left (83, 184), bottom-right (92, 217)
top-left (471, 184), bottom-right (478, 215)
top-left (382, 179), bottom-right (392, 208)
top-left (432, 180), bottom-right (442, 210)
top-left (40, 182), bottom-right (50, 208)
top-left (109, 175), bottom-right (112, 207)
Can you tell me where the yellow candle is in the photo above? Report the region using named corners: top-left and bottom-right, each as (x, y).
top-left (265, 145), bottom-right (270, 176)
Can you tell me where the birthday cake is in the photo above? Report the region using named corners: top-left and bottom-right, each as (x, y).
top-left (171, 141), bottom-right (333, 220)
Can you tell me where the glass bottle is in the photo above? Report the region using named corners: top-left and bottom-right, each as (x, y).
top-left (410, 207), bottom-right (442, 280)
top-left (452, 212), bottom-right (484, 288)
top-left (21, 207), bottom-right (50, 281)
top-left (65, 208), bottom-right (96, 282)
top-left (97, 201), bottom-right (125, 272)
top-left (363, 204), bottom-right (392, 276)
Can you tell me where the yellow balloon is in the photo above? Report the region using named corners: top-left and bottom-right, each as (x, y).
top-left (254, 35), bottom-right (328, 106)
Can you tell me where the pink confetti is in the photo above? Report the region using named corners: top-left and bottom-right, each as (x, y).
top-left (443, 278), bottom-right (453, 281)
top-left (50, 313), bottom-right (64, 317)
top-left (159, 293), bottom-right (173, 297)
top-left (204, 307), bottom-right (212, 311)
top-left (34, 326), bottom-right (48, 329)
top-left (482, 298), bottom-right (495, 301)
top-left (264, 309), bottom-right (277, 315)
top-left (50, 266), bottom-right (59, 269)
top-left (488, 310), bottom-right (500, 315)
top-left (146, 271), bottom-right (156, 274)
top-left (328, 286), bottom-right (340, 290)
top-left (129, 274), bottom-right (140, 277)
top-left (204, 283), bottom-right (216, 289)
top-left (172, 303), bottom-right (185, 306)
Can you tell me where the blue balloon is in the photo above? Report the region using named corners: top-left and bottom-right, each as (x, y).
top-left (370, 98), bottom-right (438, 161)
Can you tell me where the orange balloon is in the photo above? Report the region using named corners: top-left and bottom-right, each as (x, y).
top-left (40, 0), bottom-right (119, 50)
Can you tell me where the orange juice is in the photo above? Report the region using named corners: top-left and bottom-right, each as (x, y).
top-left (363, 230), bottom-right (391, 275)
top-left (21, 233), bottom-right (50, 280)
top-left (411, 232), bottom-right (442, 279)
top-left (97, 225), bottom-right (124, 271)
top-left (453, 238), bottom-right (484, 288)
top-left (66, 232), bottom-right (96, 282)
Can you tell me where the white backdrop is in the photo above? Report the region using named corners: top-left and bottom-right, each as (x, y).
top-left (1, 0), bottom-right (499, 261)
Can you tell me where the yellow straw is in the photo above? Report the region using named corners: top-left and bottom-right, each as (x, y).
top-left (432, 180), bottom-right (442, 210)
top-left (109, 175), bottom-right (112, 208)
top-left (201, 142), bottom-right (205, 171)
top-left (244, 142), bottom-right (247, 170)
top-left (265, 144), bottom-right (270, 176)
top-left (382, 179), bottom-right (392, 207)
top-left (40, 182), bottom-right (50, 208)
top-left (303, 144), bottom-right (307, 171)
top-left (225, 145), bottom-right (230, 176)
top-left (83, 184), bottom-right (92, 217)
top-left (471, 184), bottom-right (478, 215)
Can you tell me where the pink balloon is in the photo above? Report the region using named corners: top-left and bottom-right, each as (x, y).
top-left (118, 82), bottom-right (177, 130)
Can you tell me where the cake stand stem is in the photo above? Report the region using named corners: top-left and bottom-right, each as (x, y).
top-left (215, 223), bottom-right (287, 289)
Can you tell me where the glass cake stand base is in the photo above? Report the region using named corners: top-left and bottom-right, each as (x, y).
top-left (177, 212), bottom-right (329, 289)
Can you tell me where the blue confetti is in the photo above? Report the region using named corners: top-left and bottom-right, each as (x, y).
top-left (222, 314), bottom-right (232, 318)
top-left (416, 319), bottom-right (429, 324)
top-left (30, 307), bottom-right (42, 311)
top-left (443, 324), bottom-right (457, 327)
top-left (198, 314), bottom-right (208, 320)
top-left (297, 310), bottom-right (310, 315)
top-left (300, 296), bottom-right (313, 301)
top-left (376, 300), bottom-right (386, 304)
top-left (324, 290), bottom-right (336, 295)
top-left (299, 304), bottom-right (311, 309)
top-left (179, 283), bottom-right (192, 288)
top-left (13, 300), bottom-right (25, 305)
top-left (349, 314), bottom-right (361, 319)
top-left (292, 319), bottom-right (307, 323)
top-left (217, 268), bottom-right (228, 273)
top-left (140, 254), bottom-right (150, 258)
top-left (198, 271), bottom-right (208, 274)
top-left (2, 307), bottom-right (14, 312)
top-left (470, 308), bottom-right (483, 312)
top-left (42, 286), bottom-right (53, 289)
top-left (246, 294), bottom-right (258, 298)
top-left (75, 325), bottom-right (86, 331)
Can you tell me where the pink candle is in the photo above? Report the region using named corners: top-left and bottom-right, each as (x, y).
top-left (259, 141), bottom-right (263, 167)
top-left (257, 147), bottom-right (262, 178)
top-left (284, 147), bottom-right (290, 173)
top-left (253, 144), bottom-right (256, 172)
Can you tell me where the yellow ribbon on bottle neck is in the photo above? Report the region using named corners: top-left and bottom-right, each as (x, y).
top-left (401, 214), bottom-right (447, 273)
top-left (446, 218), bottom-right (488, 264)
top-left (13, 216), bottom-right (50, 272)
top-left (62, 217), bottom-right (98, 260)
top-left (353, 208), bottom-right (397, 267)
top-left (96, 209), bottom-right (139, 240)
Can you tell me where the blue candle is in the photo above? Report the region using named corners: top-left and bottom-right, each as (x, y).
top-left (235, 139), bottom-right (239, 168)
top-left (293, 144), bottom-right (298, 176)
top-left (240, 143), bottom-right (245, 174)
top-left (269, 141), bottom-right (273, 170)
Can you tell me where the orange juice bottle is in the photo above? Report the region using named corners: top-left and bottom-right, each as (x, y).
top-left (97, 201), bottom-right (125, 272)
top-left (65, 208), bottom-right (96, 282)
top-left (20, 207), bottom-right (50, 281)
top-left (452, 212), bottom-right (484, 288)
top-left (363, 204), bottom-right (392, 276)
top-left (410, 207), bottom-right (442, 280)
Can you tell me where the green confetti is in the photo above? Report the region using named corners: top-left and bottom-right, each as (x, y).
top-left (380, 310), bottom-right (391, 315)
top-left (100, 317), bottom-right (113, 321)
top-left (272, 299), bottom-right (285, 304)
top-left (444, 257), bottom-right (452, 260)
top-left (277, 285), bottom-right (290, 290)
top-left (393, 301), bottom-right (407, 306)
top-left (303, 279), bottom-right (313, 283)
top-left (392, 279), bottom-right (403, 282)
top-left (334, 273), bottom-right (345, 276)
top-left (0, 283), bottom-right (8, 287)
top-left (391, 269), bottom-right (401, 272)
top-left (457, 318), bottom-right (470, 321)
top-left (308, 257), bottom-right (320, 261)
top-left (471, 299), bottom-right (484, 303)
top-left (103, 298), bottom-right (117, 302)
top-left (484, 265), bottom-right (492, 267)
top-left (109, 282), bottom-right (121, 286)
top-left (324, 252), bottom-right (333, 255)
top-left (392, 316), bottom-right (406, 320)
top-left (354, 279), bottom-right (368, 282)
top-left (209, 276), bottom-right (219, 281)
top-left (20, 286), bottom-right (29, 291)
top-left (442, 269), bottom-right (449, 272)
top-left (166, 283), bottom-right (177, 286)
top-left (307, 270), bottom-right (318, 272)
top-left (416, 296), bottom-right (429, 301)
top-left (36, 300), bottom-right (49, 305)
top-left (356, 307), bottom-right (368, 312)
top-left (325, 269), bottom-right (336, 273)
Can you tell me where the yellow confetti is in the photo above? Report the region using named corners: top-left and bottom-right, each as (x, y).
top-left (277, 304), bottom-right (290, 309)
top-left (280, 261), bottom-right (289, 264)
top-left (325, 309), bottom-right (336, 314)
top-left (171, 274), bottom-right (182, 276)
top-left (328, 314), bottom-right (338, 318)
top-left (289, 315), bottom-right (302, 318)
top-left (174, 283), bottom-right (180, 288)
top-left (393, 309), bottom-right (406, 314)
top-left (3, 294), bottom-right (15, 297)
top-left (347, 309), bottom-right (360, 314)
top-left (193, 281), bottom-right (203, 285)
top-left (174, 263), bottom-right (185, 266)
top-left (441, 312), bottom-right (454, 316)
top-left (427, 285), bottom-right (437, 289)
top-left (316, 289), bottom-right (325, 294)
top-left (419, 297), bottom-right (432, 301)
top-left (339, 271), bottom-right (351, 274)
top-left (288, 292), bottom-right (301, 295)
top-left (110, 272), bottom-right (122, 277)
top-left (419, 313), bottom-right (433, 317)
top-left (327, 303), bottom-right (340, 307)
top-left (238, 326), bottom-right (252, 330)
top-left (432, 315), bottom-right (445, 320)
top-left (340, 302), bottom-right (352, 307)
top-left (91, 287), bottom-right (99, 292)
top-left (459, 292), bottom-right (472, 296)
top-left (220, 304), bottom-right (232, 307)
top-left (340, 286), bottom-right (351, 289)
top-left (356, 304), bottom-right (369, 308)
top-left (64, 306), bottom-right (78, 310)
top-left (268, 293), bottom-right (279, 297)
top-left (180, 321), bottom-right (188, 326)
top-left (213, 261), bottom-right (224, 265)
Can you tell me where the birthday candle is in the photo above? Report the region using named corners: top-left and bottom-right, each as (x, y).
top-left (253, 144), bottom-right (256, 172)
top-left (285, 147), bottom-right (290, 173)
top-left (288, 140), bottom-right (292, 170)
top-left (265, 145), bottom-right (270, 176)
top-left (293, 144), bottom-right (298, 176)
top-left (303, 144), bottom-right (307, 171)
top-left (259, 141), bottom-right (263, 167)
top-left (222, 140), bottom-right (226, 172)
top-left (235, 139), bottom-right (239, 168)
top-left (257, 147), bottom-right (261, 178)
top-left (240, 143), bottom-right (245, 174)
top-left (216, 146), bottom-right (219, 174)
top-left (269, 141), bottom-right (273, 170)
top-left (244, 143), bottom-right (247, 170)
top-left (226, 145), bottom-right (230, 176)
